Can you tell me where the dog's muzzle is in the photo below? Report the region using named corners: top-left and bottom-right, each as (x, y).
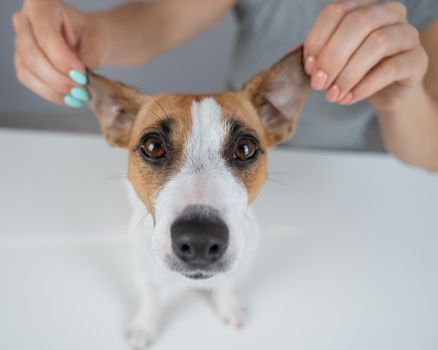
top-left (170, 205), bottom-right (229, 277)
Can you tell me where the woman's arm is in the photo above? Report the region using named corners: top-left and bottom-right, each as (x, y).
top-left (12, 0), bottom-right (234, 105)
top-left (95, 0), bottom-right (235, 66)
top-left (304, 1), bottom-right (438, 172)
top-left (375, 21), bottom-right (438, 172)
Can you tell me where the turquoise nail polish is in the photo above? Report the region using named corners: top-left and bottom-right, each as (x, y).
top-left (70, 87), bottom-right (89, 102)
top-left (64, 95), bottom-right (83, 108)
top-left (68, 69), bottom-right (88, 85)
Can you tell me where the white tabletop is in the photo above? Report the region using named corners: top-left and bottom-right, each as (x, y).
top-left (0, 128), bottom-right (437, 350)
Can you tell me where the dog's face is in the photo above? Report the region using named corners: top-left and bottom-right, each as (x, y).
top-left (88, 48), bottom-right (309, 280)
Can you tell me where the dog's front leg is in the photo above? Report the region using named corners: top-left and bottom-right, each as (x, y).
top-left (211, 285), bottom-right (246, 329)
top-left (128, 283), bottom-right (161, 349)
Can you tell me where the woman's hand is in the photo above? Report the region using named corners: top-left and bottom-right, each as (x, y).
top-left (12, 0), bottom-right (109, 106)
top-left (304, 0), bottom-right (429, 111)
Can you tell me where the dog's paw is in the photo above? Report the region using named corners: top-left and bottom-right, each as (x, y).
top-left (212, 289), bottom-right (247, 329)
top-left (217, 301), bottom-right (247, 329)
top-left (127, 319), bottom-right (158, 349)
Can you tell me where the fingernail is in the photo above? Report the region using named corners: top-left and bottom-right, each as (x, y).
top-left (339, 92), bottom-right (354, 105)
top-left (326, 85), bottom-right (340, 103)
top-left (64, 95), bottom-right (84, 108)
top-left (311, 70), bottom-right (328, 90)
top-left (70, 87), bottom-right (89, 102)
top-left (305, 56), bottom-right (315, 75)
top-left (68, 69), bottom-right (88, 85)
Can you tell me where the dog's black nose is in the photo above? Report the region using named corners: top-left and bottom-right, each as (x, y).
top-left (170, 206), bottom-right (229, 267)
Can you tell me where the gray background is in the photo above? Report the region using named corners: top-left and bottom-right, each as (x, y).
top-left (0, 0), bottom-right (237, 133)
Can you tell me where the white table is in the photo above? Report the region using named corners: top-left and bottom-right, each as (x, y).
top-left (0, 128), bottom-right (437, 350)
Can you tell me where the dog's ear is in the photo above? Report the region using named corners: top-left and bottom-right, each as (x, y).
top-left (86, 71), bottom-right (145, 148)
top-left (243, 47), bottom-right (310, 147)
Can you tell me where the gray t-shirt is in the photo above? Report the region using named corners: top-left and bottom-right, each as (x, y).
top-left (229, 0), bottom-right (438, 151)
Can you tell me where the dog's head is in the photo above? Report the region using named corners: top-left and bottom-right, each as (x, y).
top-left (87, 48), bottom-right (309, 280)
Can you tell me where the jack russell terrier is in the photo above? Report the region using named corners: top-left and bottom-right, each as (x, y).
top-left (86, 47), bottom-right (309, 349)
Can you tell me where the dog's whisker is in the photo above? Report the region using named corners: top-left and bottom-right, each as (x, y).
top-left (139, 97), bottom-right (165, 120)
top-left (135, 88), bottom-right (168, 120)
top-left (244, 213), bottom-right (257, 224)
top-left (129, 210), bottom-right (152, 233)
top-left (268, 171), bottom-right (293, 177)
top-left (266, 177), bottom-right (288, 187)
top-left (107, 171), bottom-right (128, 176)
top-left (143, 105), bottom-right (163, 120)
top-left (99, 173), bottom-right (129, 182)
top-left (142, 211), bottom-right (151, 221)
top-left (150, 95), bottom-right (171, 120)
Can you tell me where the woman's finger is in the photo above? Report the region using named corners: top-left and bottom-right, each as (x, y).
top-left (313, 1), bottom-right (407, 90)
top-left (343, 49), bottom-right (422, 105)
top-left (24, 1), bottom-right (84, 74)
top-left (15, 14), bottom-right (74, 96)
top-left (327, 23), bottom-right (419, 102)
top-left (304, 0), bottom-right (375, 74)
top-left (14, 56), bottom-right (65, 105)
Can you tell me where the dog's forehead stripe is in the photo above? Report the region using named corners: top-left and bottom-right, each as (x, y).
top-left (186, 97), bottom-right (226, 169)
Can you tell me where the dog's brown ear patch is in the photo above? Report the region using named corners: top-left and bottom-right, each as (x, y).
top-left (243, 47), bottom-right (310, 147)
top-left (87, 71), bottom-right (145, 148)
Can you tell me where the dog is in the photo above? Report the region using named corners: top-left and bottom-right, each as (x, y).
top-left (86, 47), bottom-right (309, 348)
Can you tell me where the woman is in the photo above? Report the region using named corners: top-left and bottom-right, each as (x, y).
top-left (12, 0), bottom-right (438, 171)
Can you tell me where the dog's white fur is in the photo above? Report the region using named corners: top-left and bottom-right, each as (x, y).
top-left (126, 98), bottom-right (260, 348)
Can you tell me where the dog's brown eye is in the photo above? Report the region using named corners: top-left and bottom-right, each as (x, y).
top-left (234, 137), bottom-right (257, 161)
top-left (140, 135), bottom-right (166, 159)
